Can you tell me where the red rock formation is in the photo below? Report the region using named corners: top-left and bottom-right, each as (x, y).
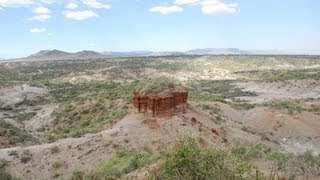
top-left (133, 91), bottom-right (188, 118)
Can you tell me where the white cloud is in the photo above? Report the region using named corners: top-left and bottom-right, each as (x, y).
top-left (47, 32), bottom-right (53, 36)
top-left (40, 0), bottom-right (70, 4)
top-left (149, 6), bottom-right (183, 15)
top-left (82, 0), bottom-right (111, 9)
top-left (200, 0), bottom-right (238, 15)
top-left (29, 14), bottom-right (51, 21)
top-left (63, 10), bottom-right (98, 20)
top-left (174, 0), bottom-right (201, 5)
top-left (33, 6), bottom-right (51, 14)
top-left (89, 42), bottom-right (95, 47)
top-left (173, 0), bottom-right (239, 15)
top-left (0, 7), bottom-right (3, 10)
top-left (29, 27), bottom-right (47, 33)
top-left (0, 0), bottom-right (33, 7)
top-left (30, 6), bottom-right (51, 21)
top-left (66, 2), bottom-right (78, 9)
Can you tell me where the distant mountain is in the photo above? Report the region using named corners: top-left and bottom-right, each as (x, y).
top-left (243, 49), bottom-right (288, 55)
top-left (184, 48), bottom-right (288, 55)
top-left (185, 48), bottom-right (243, 55)
top-left (102, 51), bottom-right (153, 57)
top-left (24, 49), bottom-right (106, 61)
top-left (72, 50), bottom-right (105, 59)
top-left (102, 51), bottom-right (184, 57)
top-left (27, 50), bottom-right (71, 60)
top-left (18, 48), bottom-right (289, 61)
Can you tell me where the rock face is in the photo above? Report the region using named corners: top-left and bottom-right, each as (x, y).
top-left (133, 91), bottom-right (188, 118)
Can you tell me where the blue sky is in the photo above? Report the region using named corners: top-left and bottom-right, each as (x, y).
top-left (0, 0), bottom-right (319, 58)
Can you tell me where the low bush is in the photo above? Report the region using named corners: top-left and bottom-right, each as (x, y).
top-left (20, 150), bottom-right (32, 163)
top-left (87, 149), bottom-right (156, 179)
top-left (152, 137), bottom-right (257, 179)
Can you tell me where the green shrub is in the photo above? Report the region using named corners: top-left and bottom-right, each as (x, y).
top-left (266, 101), bottom-right (303, 115)
top-left (50, 146), bottom-right (60, 154)
top-left (8, 150), bottom-right (18, 158)
top-left (267, 150), bottom-right (291, 170)
top-left (20, 150), bottom-right (32, 163)
top-left (153, 137), bottom-right (257, 179)
top-left (231, 103), bottom-right (256, 110)
top-left (0, 119), bottom-right (36, 146)
top-left (71, 170), bottom-right (85, 180)
top-left (14, 112), bottom-right (37, 123)
top-left (241, 126), bottom-right (256, 135)
top-left (231, 142), bottom-right (267, 160)
top-left (87, 149), bottom-right (156, 179)
top-left (295, 150), bottom-right (320, 174)
top-left (0, 159), bottom-right (8, 169)
top-left (52, 160), bottom-right (65, 169)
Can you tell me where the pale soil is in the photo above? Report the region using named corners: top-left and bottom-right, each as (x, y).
top-left (1, 81), bottom-right (320, 179)
top-left (234, 80), bottom-right (320, 103)
top-left (0, 101), bottom-right (319, 179)
top-left (216, 103), bottom-right (320, 155)
top-left (0, 84), bottom-right (48, 106)
top-left (24, 104), bottom-right (58, 133)
top-left (0, 106), bottom-right (229, 179)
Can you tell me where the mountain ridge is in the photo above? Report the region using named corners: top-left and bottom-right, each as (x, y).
top-left (18, 48), bottom-right (290, 61)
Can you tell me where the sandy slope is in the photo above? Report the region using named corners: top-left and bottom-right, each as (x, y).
top-left (0, 106), bottom-right (227, 179)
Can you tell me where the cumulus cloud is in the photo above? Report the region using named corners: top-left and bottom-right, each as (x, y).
top-left (149, 6), bottom-right (183, 15)
top-left (29, 6), bottom-right (51, 21)
top-left (66, 2), bottom-right (78, 9)
top-left (164, 0), bottom-right (239, 15)
top-left (40, 0), bottom-right (70, 4)
top-left (63, 10), bottom-right (98, 20)
top-left (29, 27), bottom-right (46, 33)
top-left (0, 0), bottom-right (33, 7)
top-left (174, 0), bottom-right (201, 5)
top-left (29, 14), bottom-right (51, 21)
top-left (200, 0), bottom-right (238, 15)
top-left (33, 6), bottom-right (50, 14)
top-left (82, 0), bottom-right (111, 9)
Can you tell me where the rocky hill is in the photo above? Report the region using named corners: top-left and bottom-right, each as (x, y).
top-left (23, 50), bottom-right (107, 61)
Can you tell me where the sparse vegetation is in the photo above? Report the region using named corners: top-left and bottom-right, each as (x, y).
top-left (50, 146), bottom-right (60, 154)
top-left (0, 119), bottom-right (36, 146)
top-left (8, 150), bottom-right (18, 158)
top-left (86, 149), bottom-right (157, 179)
top-left (0, 158), bottom-right (14, 180)
top-left (52, 160), bottom-right (65, 169)
top-left (1, 55), bottom-right (320, 179)
top-left (20, 150), bottom-right (32, 163)
top-left (230, 103), bottom-right (256, 110)
top-left (187, 80), bottom-right (256, 102)
top-left (266, 101), bottom-right (303, 115)
top-left (153, 137), bottom-right (258, 179)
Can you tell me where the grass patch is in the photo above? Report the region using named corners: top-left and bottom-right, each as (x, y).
top-left (152, 137), bottom-right (258, 179)
top-left (0, 119), bottom-right (36, 146)
top-left (187, 80), bottom-right (256, 102)
top-left (86, 149), bottom-right (157, 179)
top-left (52, 160), bottom-right (65, 169)
top-left (265, 101), bottom-right (303, 115)
top-left (13, 112), bottom-right (37, 123)
top-left (230, 103), bottom-right (256, 110)
top-left (20, 150), bottom-right (32, 163)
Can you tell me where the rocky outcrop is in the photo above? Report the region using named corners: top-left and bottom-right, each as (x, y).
top-left (133, 91), bottom-right (188, 118)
